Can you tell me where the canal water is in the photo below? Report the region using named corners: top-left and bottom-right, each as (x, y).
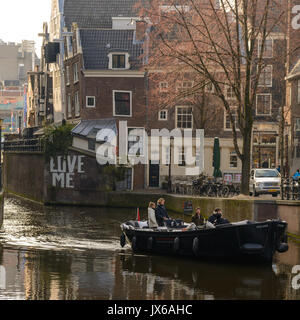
top-left (0, 195), bottom-right (300, 300)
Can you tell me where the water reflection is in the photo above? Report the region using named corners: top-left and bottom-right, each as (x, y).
top-left (0, 195), bottom-right (299, 300)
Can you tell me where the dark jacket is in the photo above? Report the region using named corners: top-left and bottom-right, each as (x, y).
top-left (155, 205), bottom-right (169, 226)
top-left (208, 213), bottom-right (229, 226)
top-left (191, 213), bottom-right (205, 226)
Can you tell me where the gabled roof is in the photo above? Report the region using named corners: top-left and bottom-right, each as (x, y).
top-left (80, 29), bottom-right (143, 70)
top-left (63, 0), bottom-right (139, 29)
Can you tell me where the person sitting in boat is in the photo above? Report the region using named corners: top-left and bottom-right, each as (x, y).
top-left (191, 207), bottom-right (205, 226)
top-left (208, 208), bottom-right (229, 226)
top-left (148, 202), bottom-right (159, 228)
top-left (155, 198), bottom-right (171, 227)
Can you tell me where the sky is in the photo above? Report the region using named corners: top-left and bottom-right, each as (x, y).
top-left (0, 0), bottom-right (52, 57)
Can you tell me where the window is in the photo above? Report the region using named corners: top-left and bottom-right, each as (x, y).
top-left (159, 82), bottom-right (168, 92)
top-left (295, 118), bottom-right (300, 131)
top-left (66, 66), bottom-right (70, 85)
top-left (256, 94), bottom-right (272, 115)
top-left (74, 91), bottom-right (80, 116)
top-left (73, 63), bottom-right (79, 83)
top-left (226, 85), bottom-right (235, 100)
top-left (128, 128), bottom-right (144, 156)
top-left (224, 108), bottom-right (238, 130)
top-left (178, 147), bottom-right (186, 167)
top-left (205, 82), bottom-right (214, 93)
top-left (176, 106), bottom-right (193, 129)
top-left (112, 54), bottom-right (126, 69)
top-left (258, 39), bottom-right (273, 58)
top-left (298, 80), bottom-right (300, 104)
top-left (258, 65), bottom-right (272, 87)
top-left (177, 81), bottom-right (193, 92)
top-left (86, 96), bottom-right (95, 108)
top-left (113, 91), bottom-right (132, 116)
top-left (88, 139), bottom-right (96, 151)
top-left (159, 110), bottom-right (168, 120)
top-left (230, 151), bottom-right (238, 168)
top-left (108, 52), bottom-right (130, 70)
top-left (67, 94), bottom-right (72, 117)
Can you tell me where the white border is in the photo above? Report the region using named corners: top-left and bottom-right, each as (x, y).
top-left (158, 109), bottom-right (168, 121)
top-left (258, 65), bottom-right (273, 87)
top-left (113, 90), bottom-right (132, 117)
top-left (175, 106), bottom-right (193, 129)
top-left (86, 96), bottom-right (96, 108)
top-left (256, 93), bottom-right (272, 116)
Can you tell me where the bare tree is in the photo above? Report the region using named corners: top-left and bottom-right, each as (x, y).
top-left (138, 0), bottom-right (286, 194)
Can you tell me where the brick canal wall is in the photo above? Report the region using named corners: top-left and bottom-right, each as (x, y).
top-left (3, 152), bottom-right (45, 203)
top-left (3, 150), bottom-right (142, 206)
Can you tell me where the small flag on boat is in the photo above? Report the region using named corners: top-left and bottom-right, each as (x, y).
top-left (136, 208), bottom-right (140, 221)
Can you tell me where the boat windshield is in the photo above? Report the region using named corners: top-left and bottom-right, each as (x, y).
top-left (255, 170), bottom-right (279, 178)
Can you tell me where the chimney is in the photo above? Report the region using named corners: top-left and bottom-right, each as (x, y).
top-left (136, 21), bottom-right (147, 41)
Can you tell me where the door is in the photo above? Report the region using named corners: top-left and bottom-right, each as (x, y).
top-left (149, 163), bottom-right (160, 187)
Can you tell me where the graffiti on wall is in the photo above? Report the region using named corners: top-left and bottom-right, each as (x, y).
top-left (50, 155), bottom-right (85, 189)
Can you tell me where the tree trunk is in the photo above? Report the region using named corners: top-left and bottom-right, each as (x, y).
top-left (240, 127), bottom-right (252, 195)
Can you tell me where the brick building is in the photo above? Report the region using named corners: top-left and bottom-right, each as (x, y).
top-left (63, 24), bottom-right (146, 190)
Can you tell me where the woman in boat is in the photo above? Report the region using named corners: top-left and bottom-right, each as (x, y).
top-left (155, 198), bottom-right (171, 226)
top-left (208, 208), bottom-right (229, 226)
top-left (191, 207), bottom-right (205, 226)
top-left (148, 202), bottom-right (159, 228)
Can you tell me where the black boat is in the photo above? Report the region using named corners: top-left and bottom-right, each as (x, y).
top-left (120, 219), bottom-right (289, 264)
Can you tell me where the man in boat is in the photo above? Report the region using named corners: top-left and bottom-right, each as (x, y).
top-left (155, 198), bottom-right (171, 226)
top-left (191, 207), bottom-right (205, 226)
top-left (208, 208), bottom-right (229, 226)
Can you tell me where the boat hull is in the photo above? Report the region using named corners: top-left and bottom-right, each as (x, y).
top-left (121, 220), bottom-right (288, 264)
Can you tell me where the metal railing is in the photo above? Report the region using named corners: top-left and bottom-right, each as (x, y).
top-left (3, 139), bottom-right (43, 153)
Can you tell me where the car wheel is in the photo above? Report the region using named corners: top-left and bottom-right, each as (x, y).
top-left (254, 186), bottom-right (259, 197)
top-left (272, 193), bottom-right (277, 197)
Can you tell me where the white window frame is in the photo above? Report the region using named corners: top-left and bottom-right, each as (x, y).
top-left (159, 109), bottom-right (168, 121)
top-left (256, 94), bottom-right (272, 116)
top-left (113, 90), bottom-right (132, 117)
top-left (205, 82), bottom-right (214, 93)
top-left (225, 85), bottom-right (235, 100)
top-left (295, 118), bottom-right (300, 132)
top-left (108, 52), bottom-right (130, 70)
top-left (66, 66), bottom-right (70, 85)
top-left (229, 151), bottom-right (238, 168)
top-left (175, 106), bottom-right (193, 129)
top-left (224, 107), bottom-right (239, 131)
top-left (86, 96), bottom-right (96, 108)
top-left (73, 63), bottom-right (79, 83)
top-left (258, 65), bottom-right (273, 87)
top-left (258, 38), bottom-right (273, 58)
top-left (159, 81), bottom-right (168, 92)
top-left (67, 94), bottom-right (72, 118)
top-left (74, 91), bottom-right (80, 117)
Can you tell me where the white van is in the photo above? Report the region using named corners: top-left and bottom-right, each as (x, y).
top-left (249, 169), bottom-right (281, 197)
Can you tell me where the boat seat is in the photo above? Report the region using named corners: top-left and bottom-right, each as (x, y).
top-left (231, 220), bottom-right (251, 226)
